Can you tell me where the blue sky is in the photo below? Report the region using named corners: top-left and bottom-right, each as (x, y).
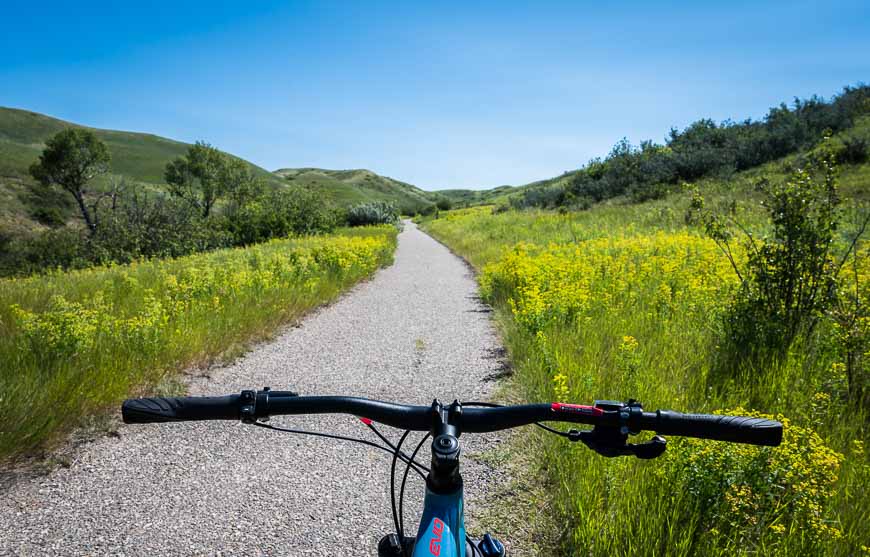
top-left (2, 1), bottom-right (868, 190)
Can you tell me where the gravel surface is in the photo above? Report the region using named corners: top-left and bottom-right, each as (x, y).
top-left (0, 222), bottom-right (508, 556)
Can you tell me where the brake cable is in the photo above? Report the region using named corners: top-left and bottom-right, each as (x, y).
top-left (252, 421), bottom-right (429, 475)
top-left (464, 401), bottom-right (576, 438)
top-left (254, 409), bottom-right (503, 555)
top-left (398, 432), bottom-right (430, 540)
top-left (390, 430), bottom-right (412, 543)
top-left (364, 420), bottom-right (430, 474)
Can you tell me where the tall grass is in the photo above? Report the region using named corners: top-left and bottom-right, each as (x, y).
top-left (421, 204), bottom-right (868, 556)
top-left (0, 226), bottom-right (397, 460)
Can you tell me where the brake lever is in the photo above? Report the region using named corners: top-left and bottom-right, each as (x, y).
top-left (570, 429), bottom-right (667, 459)
top-left (565, 399), bottom-right (667, 459)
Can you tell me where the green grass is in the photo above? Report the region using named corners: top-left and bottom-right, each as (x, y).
top-left (419, 157), bottom-right (869, 555)
top-left (434, 185), bottom-right (523, 206)
top-left (0, 107), bottom-right (444, 231)
top-left (276, 167), bottom-right (439, 214)
top-left (0, 226), bottom-right (398, 461)
top-left (0, 107), bottom-right (286, 187)
top-left (0, 107), bottom-right (288, 232)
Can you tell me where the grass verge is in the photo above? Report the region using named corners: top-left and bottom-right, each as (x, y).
top-left (0, 226), bottom-right (397, 461)
top-left (420, 202), bottom-right (868, 556)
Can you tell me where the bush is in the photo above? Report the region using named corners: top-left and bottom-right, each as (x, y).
top-left (664, 408), bottom-right (844, 552)
top-left (512, 185), bottom-right (567, 209)
top-left (0, 227), bottom-right (91, 276)
top-left (226, 188), bottom-right (339, 245)
top-left (92, 195), bottom-right (233, 263)
top-left (346, 201), bottom-right (400, 226)
top-left (525, 84), bottom-right (870, 211)
top-left (694, 145), bottom-right (870, 376)
top-left (836, 137), bottom-right (868, 165)
top-left (30, 206), bottom-right (66, 227)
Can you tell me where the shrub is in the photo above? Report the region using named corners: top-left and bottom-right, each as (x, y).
top-left (836, 137), bottom-right (868, 165)
top-left (30, 206), bottom-right (66, 227)
top-left (226, 188), bottom-right (339, 245)
top-left (0, 226), bottom-right (90, 276)
top-left (92, 194), bottom-right (233, 263)
top-left (700, 147), bottom-right (852, 364)
top-left (522, 84), bottom-right (870, 211)
top-left (663, 408), bottom-right (844, 552)
top-left (346, 201), bottom-right (400, 226)
top-left (435, 197), bottom-right (452, 211)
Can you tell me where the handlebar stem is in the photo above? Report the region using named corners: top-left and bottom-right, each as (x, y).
top-left (428, 399), bottom-right (464, 494)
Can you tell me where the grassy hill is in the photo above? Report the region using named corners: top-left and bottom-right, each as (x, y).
top-left (437, 121), bottom-right (870, 210)
top-left (0, 107), bottom-right (287, 231)
top-left (0, 106), bottom-right (443, 229)
top-left (274, 167), bottom-right (439, 214)
top-left (433, 185), bottom-right (522, 206)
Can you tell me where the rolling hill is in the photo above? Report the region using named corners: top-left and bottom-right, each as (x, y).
top-left (0, 107), bottom-right (442, 232)
top-left (274, 167), bottom-right (439, 214)
top-left (0, 107), bottom-right (288, 231)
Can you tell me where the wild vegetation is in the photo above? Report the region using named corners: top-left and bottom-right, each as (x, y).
top-left (0, 226), bottom-right (397, 460)
top-left (419, 134), bottom-right (869, 554)
top-left (346, 201), bottom-right (402, 227)
top-left (472, 85), bottom-right (870, 211)
top-left (0, 133), bottom-right (347, 276)
top-left (0, 108), bottom-right (438, 277)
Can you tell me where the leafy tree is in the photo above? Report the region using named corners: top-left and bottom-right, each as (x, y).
top-left (435, 197), bottom-right (452, 211)
top-left (693, 144), bottom-right (868, 366)
top-left (220, 157), bottom-right (265, 214)
top-left (29, 128), bottom-right (111, 235)
top-left (226, 187), bottom-right (339, 244)
top-left (164, 141), bottom-right (227, 218)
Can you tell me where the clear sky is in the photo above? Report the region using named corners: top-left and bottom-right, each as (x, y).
top-left (2, 1), bottom-right (868, 190)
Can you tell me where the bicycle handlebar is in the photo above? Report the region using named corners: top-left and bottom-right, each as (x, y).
top-left (121, 392), bottom-right (783, 447)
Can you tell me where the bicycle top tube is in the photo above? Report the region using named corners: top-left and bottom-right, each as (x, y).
top-left (122, 390), bottom-right (783, 447)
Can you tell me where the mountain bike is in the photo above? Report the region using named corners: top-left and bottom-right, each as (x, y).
top-left (122, 390), bottom-right (783, 556)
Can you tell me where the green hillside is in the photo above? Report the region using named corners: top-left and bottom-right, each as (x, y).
top-left (275, 167), bottom-right (438, 214)
top-left (434, 185), bottom-right (521, 206)
top-left (0, 107), bottom-right (286, 231)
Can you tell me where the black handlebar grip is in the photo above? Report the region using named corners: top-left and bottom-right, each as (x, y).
top-left (654, 411), bottom-right (783, 446)
top-left (122, 395), bottom-right (241, 423)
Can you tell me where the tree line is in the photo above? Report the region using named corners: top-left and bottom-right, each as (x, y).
top-left (513, 84), bottom-right (870, 209)
top-left (0, 133), bottom-right (399, 276)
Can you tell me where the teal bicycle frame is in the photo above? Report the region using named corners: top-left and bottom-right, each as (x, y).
top-left (413, 487), bottom-right (465, 557)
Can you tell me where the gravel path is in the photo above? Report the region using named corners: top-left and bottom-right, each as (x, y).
top-left (0, 222), bottom-right (507, 556)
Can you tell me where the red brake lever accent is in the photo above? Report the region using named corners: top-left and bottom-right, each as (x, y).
top-left (551, 403), bottom-right (604, 416)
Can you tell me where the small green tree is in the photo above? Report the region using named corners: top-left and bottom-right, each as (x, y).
top-left (220, 157), bottom-right (265, 214)
top-left (692, 142), bottom-right (868, 366)
top-left (165, 143), bottom-right (264, 218)
top-left (164, 141), bottom-right (226, 218)
top-left (29, 128), bottom-right (111, 235)
top-left (435, 196), bottom-right (452, 211)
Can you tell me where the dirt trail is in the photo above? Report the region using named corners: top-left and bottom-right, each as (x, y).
top-left (0, 221), bottom-right (507, 556)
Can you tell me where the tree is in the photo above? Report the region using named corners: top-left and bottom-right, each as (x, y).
top-left (29, 128), bottom-right (111, 235)
top-left (220, 157), bottom-right (265, 214)
top-left (164, 141), bottom-right (226, 218)
top-left (692, 142), bottom-right (869, 367)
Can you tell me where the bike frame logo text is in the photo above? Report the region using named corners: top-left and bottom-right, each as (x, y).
top-left (429, 518), bottom-right (444, 555)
